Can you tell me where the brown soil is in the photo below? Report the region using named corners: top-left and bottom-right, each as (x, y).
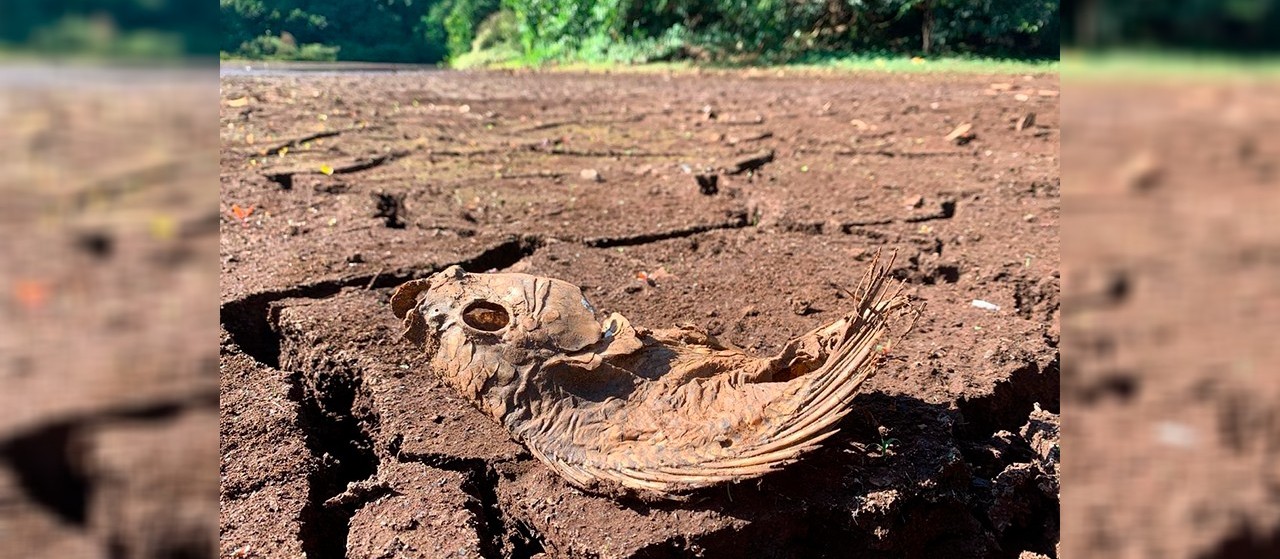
top-left (219, 69), bottom-right (1060, 558)
top-left (2, 76), bottom-right (219, 559)
top-left (1062, 80), bottom-right (1280, 559)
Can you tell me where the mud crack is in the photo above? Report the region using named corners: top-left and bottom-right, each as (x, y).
top-left (0, 392), bottom-right (217, 527)
top-left (288, 360), bottom-right (380, 559)
top-left (396, 451), bottom-right (545, 559)
top-left (1201, 523), bottom-right (1280, 558)
top-left (581, 213), bottom-right (750, 248)
top-left (266, 149), bottom-right (413, 189)
top-left (956, 353), bottom-right (1061, 438)
top-left (220, 235), bottom-right (540, 367)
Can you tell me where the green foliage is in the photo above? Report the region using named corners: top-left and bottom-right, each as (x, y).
top-left (1064, 0), bottom-right (1280, 51)
top-left (472, 10), bottom-right (520, 52)
top-left (213, 0), bottom-right (1065, 65)
top-left (925, 0), bottom-right (1060, 56)
top-left (443, 0), bottom-right (503, 60)
top-left (497, 0), bottom-right (1059, 65)
top-left (220, 0), bottom-right (455, 63)
top-left (232, 32), bottom-right (339, 61)
top-left (0, 0), bottom-right (220, 58)
top-left (875, 436), bottom-right (899, 455)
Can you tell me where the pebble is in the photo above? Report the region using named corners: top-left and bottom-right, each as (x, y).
top-left (971, 299), bottom-right (1001, 311)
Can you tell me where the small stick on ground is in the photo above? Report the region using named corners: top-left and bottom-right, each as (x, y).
top-left (365, 267), bottom-right (385, 290)
top-left (725, 149), bottom-right (775, 175)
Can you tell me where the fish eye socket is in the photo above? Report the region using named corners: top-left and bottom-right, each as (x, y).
top-left (462, 300), bottom-right (510, 332)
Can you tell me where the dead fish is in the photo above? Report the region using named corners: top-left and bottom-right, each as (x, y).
top-left (390, 253), bottom-right (916, 499)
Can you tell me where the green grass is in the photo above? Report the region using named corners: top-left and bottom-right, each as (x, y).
top-left (785, 54), bottom-right (1056, 74)
top-left (450, 44), bottom-right (523, 69)
top-left (457, 52), bottom-right (1057, 75)
top-left (1062, 49), bottom-right (1280, 82)
top-left (0, 49), bottom-right (210, 66)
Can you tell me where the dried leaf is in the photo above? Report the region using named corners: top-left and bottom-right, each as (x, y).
top-left (13, 280), bottom-right (49, 311)
top-left (230, 204), bottom-right (255, 224)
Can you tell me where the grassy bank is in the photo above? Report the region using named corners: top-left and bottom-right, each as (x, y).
top-left (461, 54), bottom-right (1058, 76)
top-left (1062, 50), bottom-right (1280, 81)
top-left (219, 53), bottom-right (1057, 76)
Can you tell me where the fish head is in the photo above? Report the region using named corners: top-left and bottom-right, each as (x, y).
top-left (390, 265), bottom-right (606, 410)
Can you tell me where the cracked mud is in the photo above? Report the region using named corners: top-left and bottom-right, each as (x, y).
top-left (220, 70), bottom-right (1059, 558)
top-left (2, 80), bottom-right (219, 559)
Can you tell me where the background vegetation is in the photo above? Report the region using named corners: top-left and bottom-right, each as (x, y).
top-left (216, 0), bottom-right (1060, 64)
top-left (0, 0), bottom-right (218, 59)
top-left (7, 1), bottom-right (1280, 64)
top-left (1063, 0), bottom-right (1280, 53)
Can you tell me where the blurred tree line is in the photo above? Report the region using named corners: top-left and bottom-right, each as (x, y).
top-left (1063, 0), bottom-right (1280, 52)
top-left (0, 0), bottom-right (218, 58)
top-left (9, 1), bottom-right (1280, 63)
top-left (219, 0), bottom-right (1060, 63)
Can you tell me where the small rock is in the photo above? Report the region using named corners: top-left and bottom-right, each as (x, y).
top-left (740, 306), bottom-right (759, 319)
top-left (789, 297), bottom-right (813, 316)
top-left (624, 284), bottom-right (642, 294)
top-left (695, 174), bottom-right (719, 195)
top-left (1048, 308), bottom-right (1060, 342)
top-left (1156, 421), bottom-right (1198, 448)
top-left (945, 123), bottom-right (975, 145)
top-left (1021, 404), bottom-right (1059, 464)
top-left (823, 218), bottom-right (845, 235)
top-left (347, 253), bottom-right (365, 264)
top-left (902, 194), bottom-right (924, 209)
top-left (579, 169), bottom-right (602, 182)
top-left (1119, 151), bottom-right (1162, 192)
top-left (701, 104), bottom-right (717, 120)
top-left (971, 299), bottom-right (1001, 311)
top-left (1016, 112), bottom-right (1036, 131)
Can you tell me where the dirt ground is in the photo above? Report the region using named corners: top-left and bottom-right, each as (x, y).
top-left (219, 68), bottom-right (1060, 558)
top-left (1, 74), bottom-right (219, 559)
top-left (1061, 79), bottom-right (1280, 559)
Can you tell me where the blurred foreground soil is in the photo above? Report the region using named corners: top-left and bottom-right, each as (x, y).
top-left (0, 71), bottom-right (219, 559)
top-left (1062, 76), bottom-right (1280, 558)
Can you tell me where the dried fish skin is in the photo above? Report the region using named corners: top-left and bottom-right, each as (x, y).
top-left (392, 254), bottom-right (915, 499)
